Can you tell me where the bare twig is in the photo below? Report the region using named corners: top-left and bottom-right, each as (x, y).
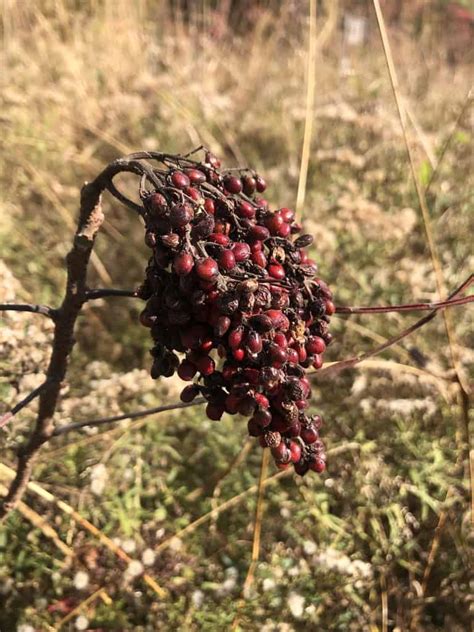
top-left (0, 303), bottom-right (58, 320)
top-left (52, 398), bottom-right (206, 437)
top-left (84, 288), bottom-right (141, 300)
top-left (319, 276), bottom-right (472, 378)
top-left (336, 291), bottom-right (473, 315)
top-left (0, 381), bottom-right (54, 430)
top-left (0, 155), bottom-right (158, 520)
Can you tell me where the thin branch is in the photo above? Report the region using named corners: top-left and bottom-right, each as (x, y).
top-left (0, 381), bottom-right (53, 430)
top-left (0, 303), bottom-right (58, 321)
top-left (335, 291), bottom-right (473, 315)
top-left (52, 398), bottom-right (206, 437)
top-left (318, 276), bottom-right (472, 378)
top-left (0, 155), bottom-right (155, 521)
top-left (85, 288), bottom-right (141, 300)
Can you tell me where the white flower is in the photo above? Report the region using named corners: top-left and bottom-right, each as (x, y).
top-left (303, 540), bottom-right (317, 555)
top-left (263, 578), bottom-right (276, 592)
top-left (73, 571), bottom-right (89, 590)
top-left (287, 592), bottom-right (305, 618)
top-left (192, 589), bottom-right (204, 607)
top-left (125, 560), bottom-right (144, 580)
top-left (122, 539), bottom-right (136, 554)
top-left (142, 548), bottom-right (156, 566)
top-left (75, 615), bottom-right (89, 631)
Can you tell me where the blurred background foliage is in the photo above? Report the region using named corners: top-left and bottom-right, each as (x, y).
top-left (0, 0), bottom-right (472, 630)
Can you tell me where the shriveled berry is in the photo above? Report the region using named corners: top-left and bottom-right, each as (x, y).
top-left (170, 204), bottom-right (193, 228)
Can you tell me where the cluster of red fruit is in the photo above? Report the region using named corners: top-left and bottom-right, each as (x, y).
top-left (138, 149), bottom-right (334, 475)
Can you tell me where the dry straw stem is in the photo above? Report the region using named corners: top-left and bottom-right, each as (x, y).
top-left (0, 483), bottom-right (73, 558)
top-left (0, 462), bottom-right (167, 599)
top-left (372, 0), bottom-right (469, 397)
top-left (53, 586), bottom-right (112, 631)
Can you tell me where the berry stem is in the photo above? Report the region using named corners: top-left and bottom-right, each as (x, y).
top-left (84, 288), bottom-right (141, 300)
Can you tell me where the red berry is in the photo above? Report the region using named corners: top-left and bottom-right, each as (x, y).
top-left (252, 251), bottom-right (267, 268)
top-left (185, 186), bottom-right (202, 202)
top-left (253, 409), bottom-right (272, 428)
top-left (196, 355), bottom-right (215, 376)
top-left (309, 457), bottom-right (326, 473)
top-left (229, 326), bottom-right (244, 349)
top-left (246, 330), bottom-right (262, 354)
top-left (178, 360), bottom-right (197, 381)
top-left (215, 315), bottom-right (231, 336)
top-left (325, 300), bottom-right (336, 316)
top-left (250, 225), bottom-right (270, 241)
top-left (306, 336), bottom-right (326, 355)
top-left (255, 175), bottom-right (267, 192)
top-left (268, 263), bottom-right (285, 280)
top-left (301, 425), bottom-right (318, 444)
top-left (312, 354), bottom-right (323, 370)
top-left (170, 204), bottom-right (193, 228)
top-left (185, 168), bottom-right (206, 184)
top-left (224, 175), bottom-right (243, 194)
top-left (232, 348), bottom-right (245, 362)
top-left (204, 198), bottom-right (216, 214)
top-left (280, 208), bottom-right (295, 222)
top-left (206, 402), bottom-right (224, 421)
top-left (218, 249), bottom-right (236, 271)
top-left (196, 257), bottom-right (219, 281)
top-left (173, 252), bottom-right (194, 276)
top-left (248, 418), bottom-right (262, 436)
top-left (242, 175), bottom-right (257, 195)
top-left (209, 233), bottom-right (230, 246)
top-left (265, 310), bottom-right (290, 331)
top-left (171, 171), bottom-right (190, 189)
top-left (205, 151), bottom-right (221, 168)
top-left (273, 332), bottom-right (288, 349)
top-left (236, 201), bottom-right (256, 219)
top-left (265, 212), bottom-right (284, 234)
top-left (287, 348), bottom-right (299, 364)
top-left (231, 242), bottom-right (251, 262)
top-left (180, 384), bottom-right (200, 403)
top-left (289, 441), bottom-right (302, 463)
top-left (278, 222), bottom-right (291, 238)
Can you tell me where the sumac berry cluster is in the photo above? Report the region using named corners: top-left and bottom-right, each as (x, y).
top-left (137, 149), bottom-right (334, 475)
